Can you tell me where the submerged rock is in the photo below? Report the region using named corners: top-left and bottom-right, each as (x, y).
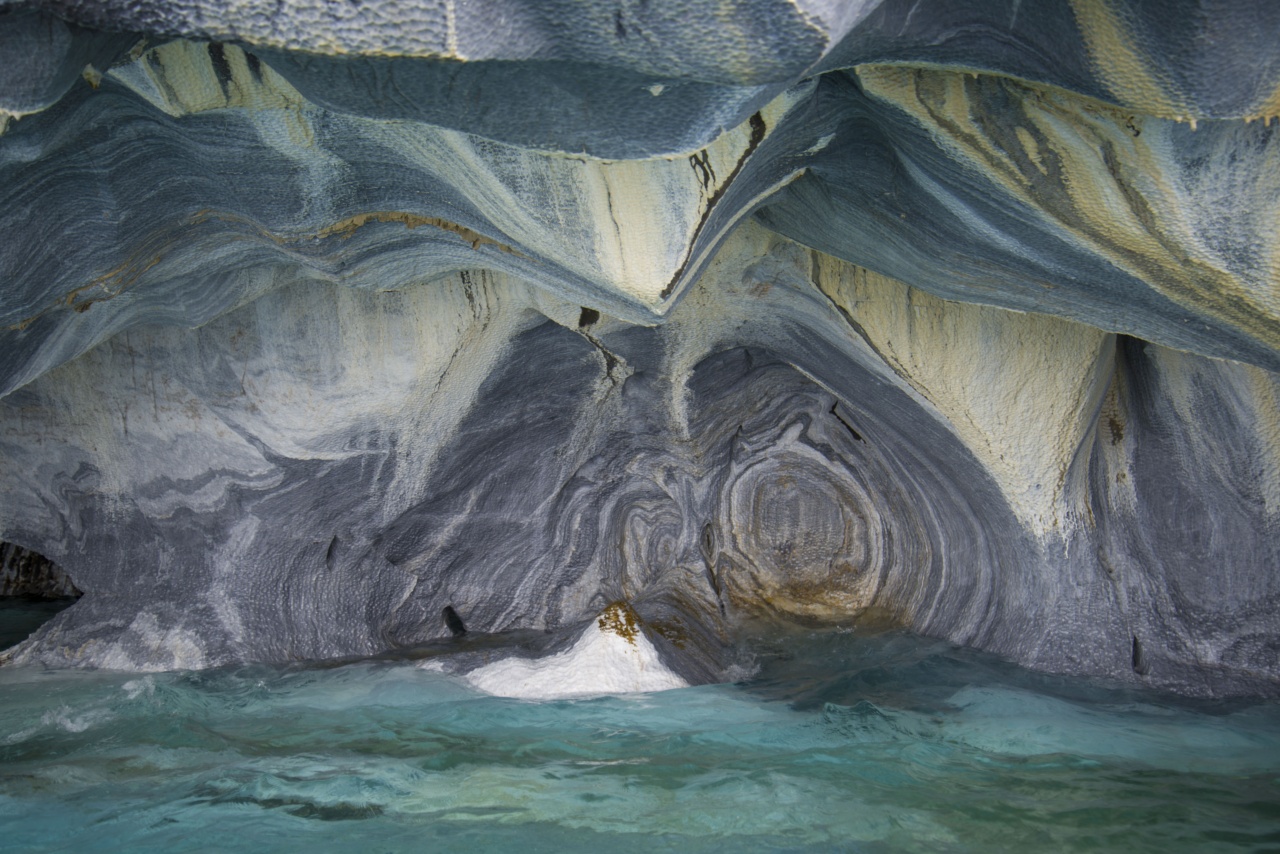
top-left (0, 1), bottom-right (1277, 696)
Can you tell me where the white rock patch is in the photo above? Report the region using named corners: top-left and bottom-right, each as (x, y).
top-left (463, 609), bottom-right (688, 700)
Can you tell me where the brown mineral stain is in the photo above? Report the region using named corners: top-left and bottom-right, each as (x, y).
top-left (313, 211), bottom-right (526, 257)
top-left (7, 206), bottom-right (526, 333)
top-left (855, 64), bottom-right (1280, 354)
top-left (597, 601), bottom-right (641, 646)
top-left (1108, 414), bottom-right (1125, 445)
top-left (647, 617), bottom-right (688, 650)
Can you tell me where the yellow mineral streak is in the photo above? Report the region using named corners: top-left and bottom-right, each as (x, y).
top-left (97, 39), bottom-right (810, 313)
top-left (1248, 79), bottom-right (1280, 126)
top-left (110, 41), bottom-right (305, 115)
top-left (444, 0), bottom-right (459, 57)
top-left (81, 64), bottom-right (103, 90)
top-left (393, 87), bottom-right (806, 310)
top-left (575, 89), bottom-right (804, 306)
top-left (4, 206), bottom-right (524, 334)
top-left (856, 64), bottom-right (1280, 354)
top-left (1069, 0), bottom-right (1185, 118)
top-left (812, 251), bottom-right (1112, 534)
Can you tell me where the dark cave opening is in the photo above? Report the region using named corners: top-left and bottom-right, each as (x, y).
top-left (0, 541), bottom-right (80, 650)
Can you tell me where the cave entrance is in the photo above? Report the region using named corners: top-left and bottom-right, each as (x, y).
top-left (0, 542), bottom-right (81, 650)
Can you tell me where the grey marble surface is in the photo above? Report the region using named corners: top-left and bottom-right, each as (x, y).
top-left (1, 2), bottom-right (1278, 696)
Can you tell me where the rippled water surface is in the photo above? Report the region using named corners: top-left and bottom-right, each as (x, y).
top-left (2, 608), bottom-right (1279, 853)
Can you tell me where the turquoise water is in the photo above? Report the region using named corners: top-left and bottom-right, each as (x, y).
top-left (2, 612), bottom-right (1279, 853)
top-left (0, 600), bottom-right (77, 652)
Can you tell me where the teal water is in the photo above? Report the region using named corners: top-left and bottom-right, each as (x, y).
top-left (1, 612), bottom-right (1279, 853)
top-left (0, 600), bottom-right (77, 652)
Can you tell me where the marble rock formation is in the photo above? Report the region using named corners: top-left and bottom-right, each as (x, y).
top-left (0, 0), bottom-right (1278, 697)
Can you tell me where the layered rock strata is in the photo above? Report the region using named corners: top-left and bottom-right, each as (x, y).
top-left (0, 1), bottom-right (1277, 696)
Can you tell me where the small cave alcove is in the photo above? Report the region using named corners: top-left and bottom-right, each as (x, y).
top-left (0, 541), bottom-right (81, 650)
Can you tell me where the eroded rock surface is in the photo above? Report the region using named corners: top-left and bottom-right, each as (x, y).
top-left (0, 1), bottom-right (1278, 696)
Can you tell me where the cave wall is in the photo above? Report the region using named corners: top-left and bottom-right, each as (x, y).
top-left (0, 0), bottom-right (1278, 695)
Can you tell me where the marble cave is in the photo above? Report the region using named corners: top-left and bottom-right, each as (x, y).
top-left (2, 0), bottom-right (1280, 702)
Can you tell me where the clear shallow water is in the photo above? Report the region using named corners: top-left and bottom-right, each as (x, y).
top-left (1, 612), bottom-right (1279, 853)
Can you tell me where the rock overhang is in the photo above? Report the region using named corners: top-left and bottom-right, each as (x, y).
top-left (0, 0), bottom-right (1277, 698)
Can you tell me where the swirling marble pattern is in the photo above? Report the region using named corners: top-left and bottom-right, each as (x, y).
top-left (0, 225), bottom-right (1122, 689)
top-left (0, 2), bottom-right (1277, 696)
